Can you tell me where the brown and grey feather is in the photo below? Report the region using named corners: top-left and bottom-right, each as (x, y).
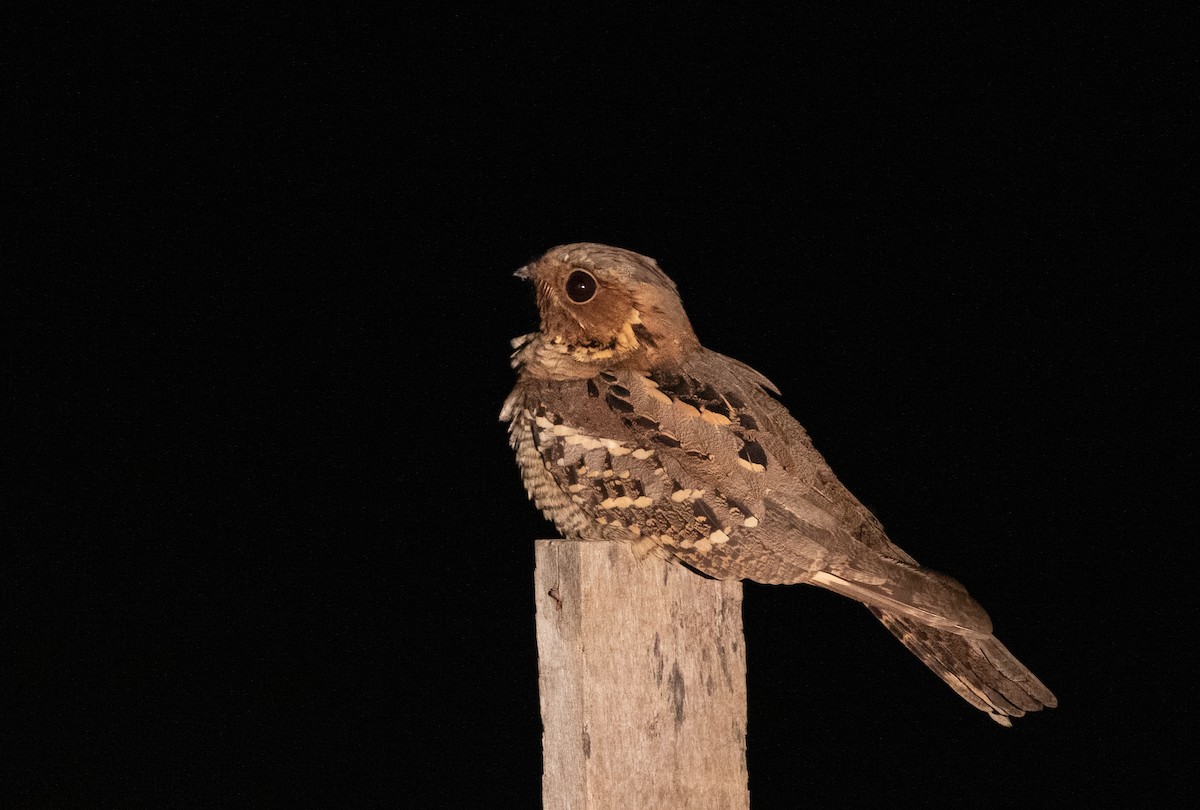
top-left (503, 242), bottom-right (1056, 725)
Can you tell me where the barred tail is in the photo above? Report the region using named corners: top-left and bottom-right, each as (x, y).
top-left (869, 607), bottom-right (1058, 726)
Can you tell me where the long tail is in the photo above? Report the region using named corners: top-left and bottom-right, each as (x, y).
top-left (869, 607), bottom-right (1058, 726)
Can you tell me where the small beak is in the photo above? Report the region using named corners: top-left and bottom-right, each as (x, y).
top-left (513, 265), bottom-right (531, 280)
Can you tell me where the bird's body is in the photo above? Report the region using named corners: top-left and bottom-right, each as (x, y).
top-left (503, 242), bottom-right (1056, 725)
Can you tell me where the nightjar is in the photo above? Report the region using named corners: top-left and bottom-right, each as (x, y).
top-left (502, 242), bottom-right (1056, 725)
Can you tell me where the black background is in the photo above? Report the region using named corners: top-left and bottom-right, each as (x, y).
top-left (10, 7), bottom-right (1195, 806)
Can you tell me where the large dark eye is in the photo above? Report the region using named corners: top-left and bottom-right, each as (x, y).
top-left (565, 270), bottom-right (597, 303)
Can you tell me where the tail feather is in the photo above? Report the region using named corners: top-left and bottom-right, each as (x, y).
top-left (869, 607), bottom-right (1057, 726)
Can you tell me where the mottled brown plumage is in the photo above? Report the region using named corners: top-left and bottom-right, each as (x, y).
top-left (502, 242), bottom-right (1056, 725)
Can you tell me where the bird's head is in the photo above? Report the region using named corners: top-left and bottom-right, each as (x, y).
top-left (516, 243), bottom-right (700, 370)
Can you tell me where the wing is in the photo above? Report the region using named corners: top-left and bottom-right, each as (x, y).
top-left (568, 350), bottom-right (989, 633)
top-left (508, 351), bottom-right (1055, 723)
top-left (631, 351), bottom-right (1054, 722)
top-left (512, 351), bottom-right (991, 633)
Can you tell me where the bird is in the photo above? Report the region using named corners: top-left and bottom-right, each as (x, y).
top-left (502, 242), bottom-right (1057, 726)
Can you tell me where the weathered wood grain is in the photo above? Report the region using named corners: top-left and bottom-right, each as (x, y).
top-left (534, 539), bottom-right (749, 809)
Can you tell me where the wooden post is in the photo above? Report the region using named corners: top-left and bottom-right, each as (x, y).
top-left (534, 539), bottom-right (749, 809)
